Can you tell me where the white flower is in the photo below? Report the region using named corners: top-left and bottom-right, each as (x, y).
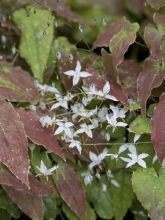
top-left (152, 155), bottom-right (158, 164)
top-left (118, 143), bottom-right (136, 155)
top-left (64, 60), bottom-right (91, 86)
top-left (68, 140), bottom-right (82, 154)
top-left (82, 96), bottom-right (93, 106)
top-left (40, 115), bottom-right (55, 127)
top-left (133, 134), bottom-right (141, 143)
top-left (81, 171), bottom-right (93, 185)
top-left (98, 107), bottom-right (108, 122)
top-left (101, 183), bottom-right (107, 191)
top-left (110, 105), bottom-right (127, 119)
top-left (120, 152), bottom-right (149, 168)
top-left (88, 148), bottom-right (110, 170)
top-left (35, 81), bottom-right (60, 95)
top-left (96, 81), bottom-right (117, 101)
top-left (55, 121), bottom-right (74, 138)
top-left (50, 93), bottom-right (74, 110)
top-left (36, 160), bottom-right (58, 176)
top-left (111, 179), bottom-right (120, 188)
top-left (75, 122), bottom-right (96, 138)
top-left (71, 103), bottom-right (97, 119)
top-left (106, 114), bottom-right (127, 128)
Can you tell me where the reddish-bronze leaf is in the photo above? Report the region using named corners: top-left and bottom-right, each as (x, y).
top-left (0, 100), bottom-right (29, 186)
top-left (0, 62), bottom-right (40, 103)
top-left (118, 60), bottom-right (141, 99)
top-left (4, 186), bottom-right (43, 220)
top-left (86, 66), bottom-right (128, 104)
top-left (17, 108), bottom-right (65, 159)
top-left (137, 57), bottom-right (165, 114)
top-left (93, 17), bottom-right (139, 68)
top-left (0, 169), bottom-right (53, 196)
top-left (152, 93), bottom-right (165, 162)
top-left (54, 163), bottom-right (87, 220)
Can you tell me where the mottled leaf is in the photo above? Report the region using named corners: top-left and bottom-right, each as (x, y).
top-left (132, 167), bottom-right (165, 220)
top-left (146, 0), bottom-right (165, 10)
top-left (152, 93), bottom-right (165, 162)
top-left (93, 17), bottom-right (139, 68)
top-left (0, 100), bottom-right (29, 186)
top-left (54, 163), bottom-right (87, 220)
top-left (110, 171), bottom-right (133, 220)
top-left (12, 5), bottom-right (54, 82)
top-left (4, 186), bottom-right (43, 220)
top-left (0, 62), bottom-right (40, 103)
top-left (129, 115), bottom-right (151, 134)
top-left (0, 169), bottom-right (53, 196)
top-left (137, 57), bottom-right (165, 114)
top-left (17, 108), bottom-right (65, 159)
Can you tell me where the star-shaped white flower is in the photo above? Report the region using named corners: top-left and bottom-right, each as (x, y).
top-left (68, 139), bottom-right (82, 154)
top-left (36, 160), bottom-right (58, 176)
top-left (81, 171), bottom-right (93, 185)
top-left (74, 122), bottom-right (97, 138)
top-left (55, 121), bottom-right (74, 138)
top-left (88, 148), bottom-right (110, 170)
top-left (110, 105), bottom-right (127, 119)
top-left (120, 152), bottom-right (149, 168)
top-left (106, 114), bottom-right (127, 128)
top-left (96, 81), bottom-right (117, 101)
top-left (64, 61), bottom-right (91, 86)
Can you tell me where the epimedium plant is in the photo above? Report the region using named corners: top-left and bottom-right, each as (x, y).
top-left (1, 0), bottom-right (165, 220)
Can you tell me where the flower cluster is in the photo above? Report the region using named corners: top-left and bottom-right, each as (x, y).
top-left (35, 60), bottom-right (152, 187)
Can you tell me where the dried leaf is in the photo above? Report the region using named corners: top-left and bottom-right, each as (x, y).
top-left (54, 163), bottom-right (87, 220)
top-left (152, 93), bottom-right (165, 162)
top-left (17, 108), bottom-right (65, 160)
top-left (0, 100), bottom-right (29, 186)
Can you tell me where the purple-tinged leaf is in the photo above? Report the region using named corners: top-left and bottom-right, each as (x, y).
top-left (17, 108), bottom-right (65, 160)
top-left (152, 93), bottom-right (165, 162)
top-left (24, 0), bottom-right (83, 23)
top-left (86, 66), bottom-right (128, 104)
top-left (0, 62), bottom-right (40, 103)
top-left (93, 17), bottom-right (139, 68)
top-left (146, 0), bottom-right (165, 10)
top-left (137, 57), bottom-right (165, 114)
top-left (0, 169), bottom-right (53, 196)
top-left (4, 186), bottom-right (43, 220)
top-left (0, 100), bottom-right (29, 187)
top-left (118, 60), bottom-right (141, 99)
top-left (54, 163), bottom-right (87, 220)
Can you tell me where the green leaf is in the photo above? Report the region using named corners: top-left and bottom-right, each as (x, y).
top-left (12, 5), bottom-right (54, 82)
top-left (62, 203), bottom-right (96, 220)
top-left (0, 188), bottom-right (21, 218)
top-left (0, 209), bottom-right (11, 220)
top-left (129, 115), bottom-right (151, 134)
top-left (110, 171), bottom-right (134, 220)
top-left (132, 167), bottom-right (165, 220)
top-left (87, 181), bottom-right (114, 219)
top-left (43, 196), bottom-right (59, 220)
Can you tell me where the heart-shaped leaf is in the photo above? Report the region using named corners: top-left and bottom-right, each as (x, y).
top-left (129, 115), bottom-right (151, 134)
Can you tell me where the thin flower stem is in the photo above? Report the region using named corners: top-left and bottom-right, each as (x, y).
top-left (82, 141), bottom-right (152, 146)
